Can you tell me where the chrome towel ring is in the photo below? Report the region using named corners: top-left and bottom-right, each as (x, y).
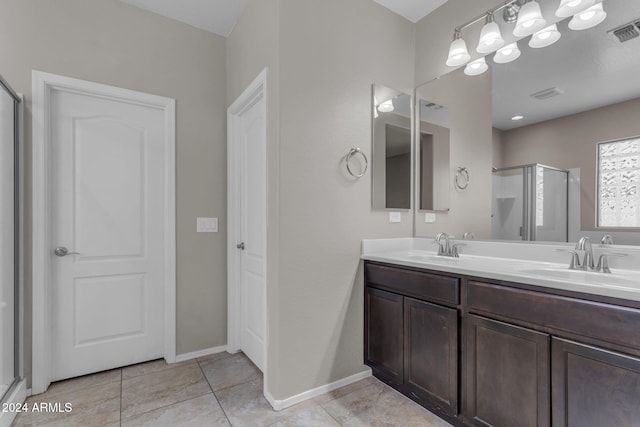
top-left (455, 167), bottom-right (469, 190)
top-left (346, 147), bottom-right (368, 178)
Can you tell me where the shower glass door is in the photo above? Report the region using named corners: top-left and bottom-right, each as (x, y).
top-left (0, 75), bottom-right (20, 404)
top-left (492, 164), bottom-right (568, 242)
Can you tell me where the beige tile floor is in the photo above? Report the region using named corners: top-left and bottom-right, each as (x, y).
top-left (12, 352), bottom-right (452, 426)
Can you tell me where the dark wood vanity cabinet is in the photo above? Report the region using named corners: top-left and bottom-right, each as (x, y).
top-left (365, 286), bottom-right (404, 384)
top-left (404, 297), bottom-right (458, 414)
top-left (551, 338), bottom-right (640, 427)
top-left (464, 315), bottom-right (550, 427)
top-left (364, 262), bottom-right (459, 417)
top-left (364, 261), bottom-right (640, 427)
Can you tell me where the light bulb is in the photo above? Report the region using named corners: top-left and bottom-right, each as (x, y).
top-left (556, 0), bottom-right (595, 18)
top-left (446, 32), bottom-right (471, 67)
top-left (569, 2), bottom-right (607, 30)
top-left (477, 14), bottom-right (505, 54)
top-left (377, 99), bottom-right (394, 113)
top-left (514, 0), bottom-right (547, 37)
top-left (529, 24), bottom-right (561, 48)
top-left (494, 42), bottom-right (521, 64)
top-left (464, 57), bottom-right (489, 76)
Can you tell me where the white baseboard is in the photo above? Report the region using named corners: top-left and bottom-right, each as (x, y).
top-left (174, 345), bottom-right (228, 363)
top-left (0, 379), bottom-right (27, 427)
top-left (264, 368), bottom-right (372, 411)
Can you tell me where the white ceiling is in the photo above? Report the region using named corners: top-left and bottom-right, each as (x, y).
top-left (372, 0), bottom-right (448, 23)
top-left (120, 0), bottom-right (441, 37)
top-left (120, 0), bottom-right (247, 37)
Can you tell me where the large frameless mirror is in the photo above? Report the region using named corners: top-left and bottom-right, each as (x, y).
top-left (417, 99), bottom-right (450, 212)
top-left (371, 84), bottom-right (412, 210)
top-left (415, 0), bottom-right (640, 245)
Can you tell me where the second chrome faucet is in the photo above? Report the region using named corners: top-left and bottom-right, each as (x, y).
top-left (563, 236), bottom-right (626, 273)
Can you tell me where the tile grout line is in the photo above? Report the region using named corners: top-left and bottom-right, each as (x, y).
top-left (119, 361), bottom-right (210, 422)
top-left (119, 368), bottom-right (123, 427)
top-left (196, 358), bottom-right (234, 426)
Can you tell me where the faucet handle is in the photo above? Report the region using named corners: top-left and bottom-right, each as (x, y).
top-left (596, 252), bottom-right (627, 273)
top-left (600, 234), bottom-right (614, 245)
top-left (556, 249), bottom-right (581, 270)
top-left (451, 243), bottom-right (466, 257)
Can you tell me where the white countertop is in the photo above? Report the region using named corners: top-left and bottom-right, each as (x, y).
top-left (362, 238), bottom-right (640, 303)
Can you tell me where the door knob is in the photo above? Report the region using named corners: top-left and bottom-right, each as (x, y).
top-left (54, 247), bottom-right (80, 257)
top-left (236, 242), bottom-right (245, 250)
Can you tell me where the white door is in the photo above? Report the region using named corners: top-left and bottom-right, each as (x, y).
top-left (49, 87), bottom-right (167, 381)
top-left (229, 75), bottom-right (267, 373)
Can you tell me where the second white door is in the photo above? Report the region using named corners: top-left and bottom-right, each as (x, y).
top-left (49, 81), bottom-right (170, 381)
top-left (233, 87), bottom-right (267, 372)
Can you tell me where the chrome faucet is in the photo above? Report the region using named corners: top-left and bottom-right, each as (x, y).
top-left (576, 236), bottom-right (595, 270)
top-left (435, 232), bottom-right (463, 257)
top-left (600, 234), bottom-right (614, 245)
top-left (435, 232), bottom-right (450, 256)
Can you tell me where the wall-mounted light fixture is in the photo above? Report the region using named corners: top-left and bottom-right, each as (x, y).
top-left (446, 29), bottom-right (471, 66)
top-left (569, 3), bottom-right (607, 30)
top-left (465, 57), bottom-right (489, 76)
top-left (477, 13), bottom-right (505, 53)
top-left (445, 0), bottom-right (608, 76)
top-left (514, 0), bottom-right (546, 37)
top-left (377, 99), bottom-right (395, 113)
top-left (529, 24), bottom-right (562, 48)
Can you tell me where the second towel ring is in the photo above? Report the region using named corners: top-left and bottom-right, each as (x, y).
top-left (455, 167), bottom-right (469, 190)
top-left (346, 147), bottom-right (368, 178)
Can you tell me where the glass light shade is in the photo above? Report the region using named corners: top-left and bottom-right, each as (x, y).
top-left (569, 3), bottom-right (607, 30)
top-left (377, 99), bottom-right (394, 113)
top-left (446, 37), bottom-right (471, 67)
top-left (477, 21), bottom-right (505, 53)
top-left (464, 57), bottom-right (489, 76)
top-left (529, 24), bottom-right (562, 48)
top-left (556, 0), bottom-right (595, 18)
top-left (513, 1), bottom-right (547, 37)
top-left (494, 42), bottom-right (521, 64)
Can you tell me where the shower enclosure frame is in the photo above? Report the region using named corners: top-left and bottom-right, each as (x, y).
top-left (0, 72), bottom-right (24, 422)
top-left (493, 163), bottom-right (570, 242)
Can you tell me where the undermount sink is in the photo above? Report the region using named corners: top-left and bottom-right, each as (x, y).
top-left (399, 251), bottom-right (460, 264)
top-left (519, 268), bottom-right (639, 288)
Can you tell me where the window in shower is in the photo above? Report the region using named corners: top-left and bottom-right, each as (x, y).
top-left (597, 137), bottom-right (640, 228)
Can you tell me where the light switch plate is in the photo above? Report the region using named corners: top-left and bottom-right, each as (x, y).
top-left (425, 213), bottom-right (436, 223)
top-left (197, 217), bottom-right (218, 233)
top-left (389, 212), bottom-right (402, 223)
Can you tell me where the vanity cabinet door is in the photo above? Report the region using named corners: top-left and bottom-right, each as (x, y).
top-left (464, 315), bottom-right (550, 427)
top-left (365, 287), bottom-right (403, 385)
top-left (552, 338), bottom-right (640, 427)
top-left (404, 297), bottom-right (458, 415)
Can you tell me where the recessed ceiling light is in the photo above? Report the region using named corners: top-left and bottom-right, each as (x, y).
top-left (511, 115), bottom-right (525, 121)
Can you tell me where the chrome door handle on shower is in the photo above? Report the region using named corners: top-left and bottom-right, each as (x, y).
top-left (236, 242), bottom-right (245, 250)
top-left (54, 247), bottom-right (80, 257)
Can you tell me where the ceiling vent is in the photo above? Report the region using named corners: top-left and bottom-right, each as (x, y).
top-left (423, 102), bottom-right (444, 110)
top-left (609, 22), bottom-right (640, 43)
top-left (530, 87), bottom-right (564, 100)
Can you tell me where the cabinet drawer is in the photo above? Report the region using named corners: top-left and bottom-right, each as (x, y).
top-left (365, 263), bottom-right (459, 305)
top-left (467, 281), bottom-right (640, 350)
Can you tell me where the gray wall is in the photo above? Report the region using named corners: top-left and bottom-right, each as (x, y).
top-left (414, 0), bottom-right (495, 239)
top-left (413, 67), bottom-right (492, 238)
top-left (499, 96), bottom-right (640, 231)
top-left (0, 0), bottom-right (228, 384)
top-left (227, 0), bottom-right (415, 400)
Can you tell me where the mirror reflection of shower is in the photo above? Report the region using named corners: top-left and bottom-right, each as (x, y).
top-left (492, 164), bottom-right (569, 242)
